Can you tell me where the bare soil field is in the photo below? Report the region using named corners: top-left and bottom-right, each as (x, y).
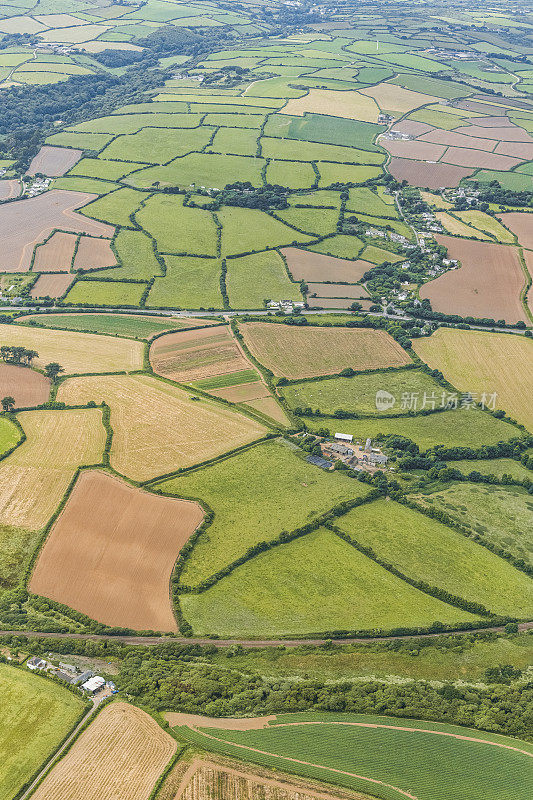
top-left (387, 158), bottom-right (472, 188)
top-left (306, 297), bottom-right (374, 309)
top-left (454, 124), bottom-right (533, 142)
top-left (419, 129), bottom-right (497, 151)
top-left (239, 322), bottom-right (411, 379)
top-left (27, 145), bottom-right (82, 177)
top-left (494, 141), bottom-right (533, 160)
top-left (360, 84), bottom-right (439, 115)
top-left (306, 283), bottom-right (368, 298)
top-left (282, 248), bottom-right (371, 283)
top-left (57, 374), bottom-right (266, 481)
top-left (29, 273), bottom-right (75, 298)
top-left (30, 702), bottom-right (176, 800)
top-left (0, 322), bottom-right (143, 373)
top-left (381, 139), bottom-right (446, 161)
top-left (166, 713), bottom-right (276, 730)
top-left (32, 231), bottom-right (77, 272)
top-left (73, 236), bottom-right (117, 270)
top-left (497, 212), bottom-right (533, 251)
top-left (0, 179), bottom-right (20, 200)
top-left (150, 326), bottom-right (252, 383)
top-left (0, 363), bottom-right (50, 408)
top-left (420, 235), bottom-right (528, 324)
top-left (0, 408), bottom-right (105, 529)
top-left (390, 120), bottom-right (432, 136)
top-left (281, 89), bottom-right (379, 122)
top-left (30, 470), bottom-right (204, 631)
top-left (440, 148), bottom-right (522, 170)
top-left (0, 190), bottom-right (114, 272)
top-left (413, 328), bottom-right (533, 431)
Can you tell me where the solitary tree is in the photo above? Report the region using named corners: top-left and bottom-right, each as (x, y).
top-left (1, 396), bottom-right (15, 413)
top-left (44, 362), bottom-right (64, 381)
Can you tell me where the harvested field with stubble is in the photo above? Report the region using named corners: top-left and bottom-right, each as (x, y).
top-left (0, 364), bottom-right (49, 408)
top-left (388, 158), bottom-right (473, 188)
top-left (27, 145), bottom-right (82, 177)
top-left (0, 190), bottom-right (114, 272)
top-left (29, 273), bottom-right (75, 298)
top-left (30, 470), bottom-right (204, 631)
top-left (413, 328), bottom-right (533, 432)
top-left (281, 89), bottom-right (379, 122)
top-left (239, 322), bottom-right (411, 379)
top-left (0, 408), bottom-right (105, 529)
top-left (420, 236), bottom-right (528, 324)
top-left (30, 702), bottom-right (177, 800)
top-left (4, 322), bottom-right (143, 373)
top-left (73, 236), bottom-right (117, 269)
top-left (32, 231), bottom-right (77, 272)
top-left (57, 374), bottom-right (266, 481)
top-left (282, 248), bottom-right (371, 283)
top-left (497, 212), bottom-right (533, 251)
top-left (150, 325), bottom-right (254, 383)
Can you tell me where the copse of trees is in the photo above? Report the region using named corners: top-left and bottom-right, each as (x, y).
top-left (0, 345), bottom-right (38, 365)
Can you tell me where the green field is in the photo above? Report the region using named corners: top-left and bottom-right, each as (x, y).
top-left (265, 113), bottom-right (385, 151)
top-left (346, 188), bottom-right (399, 218)
top-left (336, 499), bottom-right (533, 617)
top-left (447, 458), bottom-right (532, 481)
top-left (261, 137), bottom-right (385, 165)
top-left (67, 157), bottom-right (145, 181)
top-left (100, 126), bottom-right (214, 164)
top-left (211, 126), bottom-right (259, 156)
top-left (175, 712), bottom-right (533, 800)
top-left (281, 369), bottom-right (452, 417)
top-left (0, 664), bottom-right (85, 800)
top-left (226, 251), bottom-right (302, 308)
top-left (192, 369), bottom-right (259, 391)
top-left (98, 229), bottom-right (162, 280)
top-left (148, 256), bottom-right (223, 309)
top-left (0, 416), bottom-right (22, 456)
top-left (265, 160), bottom-right (317, 190)
top-left (467, 170), bottom-right (533, 192)
top-left (318, 162), bottom-right (382, 186)
top-left (52, 176), bottom-right (120, 195)
top-left (274, 206), bottom-right (339, 236)
top-left (156, 439), bottom-right (369, 587)
top-left (303, 408), bottom-right (518, 450)
top-left (307, 235), bottom-right (363, 259)
top-left (411, 483), bottom-right (533, 567)
top-left (0, 523), bottom-right (40, 594)
top-left (136, 195), bottom-right (218, 255)
top-left (218, 207), bottom-right (314, 256)
top-left (181, 527), bottom-right (476, 636)
top-left (130, 152), bottom-right (265, 189)
top-left (17, 313), bottom-right (204, 339)
top-left (81, 187), bottom-right (145, 228)
top-left (46, 131), bottom-right (113, 150)
top-left (64, 280), bottom-right (146, 307)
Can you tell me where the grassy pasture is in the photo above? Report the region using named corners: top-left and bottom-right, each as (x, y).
top-left (18, 313), bottom-right (210, 339)
top-left (227, 251), bottom-right (302, 308)
top-left (52, 176), bottom-right (119, 194)
top-left (239, 322), bottom-right (411, 378)
top-left (265, 160), bottom-right (317, 190)
top-left (318, 162), bottom-right (382, 186)
top-left (0, 664), bottom-right (85, 800)
top-left (67, 158), bottom-right (145, 181)
top-left (260, 137), bottom-right (385, 165)
top-left (158, 439), bottom-right (367, 587)
top-left (46, 131), bottom-right (113, 150)
top-left (148, 256), bottom-right (223, 309)
top-left (274, 207), bottom-right (340, 236)
top-left (100, 126), bottom-right (214, 164)
top-left (281, 369), bottom-right (443, 416)
top-left (346, 187), bottom-right (399, 218)
top-left (307, 235), bottom-right (364, 259)
top-left (81, 187), bottom-right (146, 228)
top-left (176, 712), bottom-right (533, 800)
top-left (69, 113), bottom-right (203, 134)
top-left (264, 113), bottom-right (385, 151)
top-left (411, 483), bottom-right (533, 568)
top-left (413, 329), bottom-right (533, 432)
top-left (219, 207), bottom-right (314, 256)
top-left (136, 195), bottom-right (218, 255)
top-left (455, 211), bottom-right (516, 243)
top-left (336, 499), bottom-right (533, 617)
top-left (210, 127), bottom-right (260, 156)
top-left (65, 280), bottom-right (146, 307)
top-left (98, 229), bottom-right (162, 280)
top-left (470, 170), bottom-right (533, 192)
top-left (129, 152), bottom-right (265, 190)
top-left (0, 416), bottom-right (22, 456)
top-left (448, 458), bottom-right (532, 481)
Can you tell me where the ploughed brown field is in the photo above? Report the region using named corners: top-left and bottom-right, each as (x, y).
top-left (239, 322), bottom-right (411, 379)
top-left (387, 158), bottom-right (473, 188)
top-left (150, 325), bottom-right (252, 383)
top-left (30, 470), bottom-right (204, 631)
top-left (27, 145), bottom-right (82, 177)
top-left (30, 702), bottom-right (177, 800)
top-left (0, 190), bottom-right (114, 272)
top-left (73, 235), bottom-right (117, 270)
top-left (306, 283), bottom-right (369, 298)
top-left (420, 235), bottom-right (529, 324)
top-left (381, 139), bottom-right (446, 161)
top-left (282, 248), bottom-right (371, 283)
top-left (307, 297), bottom-right (374, 309)
top-left (29, 273), bottom-right (75, 298)
top-left (0, 179), bottom-right (20, 200)
top-left (498, 212), bottom-right (533, 251)
top-left (32, 231), bottom-right (77, 272)
top-left (440, 147), bottom-right (522, 171)
top-left (0, 363), bottom-right (50, 408)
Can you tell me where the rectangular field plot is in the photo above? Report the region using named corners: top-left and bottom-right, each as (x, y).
top-left (64, 279), bottom-right (146, 307)
top-left (283, 248), bottom-right (370, 282)
top-left (239, 322), bottom-right (411, 378)
top-left (157, 439), bottom-right (369, 587)
top-left (281, 89), bottom-right (379, 123)
top-left (181, 528), bottom-right (476, 636)
top-left (80, 187), bottom-right (146, 228)
top-left (218, 207), bottom-right (314, 256)
top-left (129, 152), bottom-right (265, 190)
top-left (29, 273), bottom-right (75, 299)
top-left (30, 703), bottom-right (176, 800)
top-left (264, 113), bottom-right (385, 151)
top-left (32, 231), bottom-right (77, 272)
top-left (136, 195), bottom-right (218, 256)
top-left (0, 409), bottom-right (105, 530)
top-left (227, 251), bottom-right (303, 308)
top-left (260, 136), bottom-right (385, 164)
top-left (31, 470), bottom-right (204, 632)
top-left (18, 313), bottom-right (215, 340)
top-left (57, 374), bottom-right (266, 481)
top-left (99, 126), bottom-right (215, 164)
top-left (148, 256), bottom-right (223, 309)
top-left (4, 322), bottom-right (143, 374)
top-left (27, 145), bottom-right (82, 177)
top-left (413, 328), bottom-right (533, 432)
top-left (0, 663), bottom-right (85, 800)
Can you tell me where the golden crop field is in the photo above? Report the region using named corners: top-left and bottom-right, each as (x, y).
top-left (57, 374), bottom-right (266, 481)
top-left (0, 408), bottom-right (105, 529)
top-left (30, 702), bottom-right (176, 800)
top-left (0, 323), bottom-right (143, 374)
top-left (413, 328), bottom-right (533, 432)
top-left (239, 322), bottom-right (411, 379)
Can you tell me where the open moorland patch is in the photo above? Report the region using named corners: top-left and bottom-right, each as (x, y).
top-left (31, 470), bottom-right (204, 632)
top-left (19, 313), bottom-right (215, 339)
top-left (156, 439), bottom-right (368, 588)
top-left (0, 408), bottom-right (105, 530)
top-left (410, 483), bottom-right (533, 569)
top-left (150, 325), bottom-right (253, 384)
top-left (30, 702), bottom-right (176, 800)
top-left (0, 663), bottom-right (85, 800)
top-left (0, 364), bottom-right (50, 409)
top-left (239, 322), bottom-right (411, 379)
top-left (27, 145), bottom-right (82, 177)
top-left (174, 712), bottom-right (533, 800)
top-left (282, 248), bottom-right (371, 284)
top-left (413, 329), bottom-right (533, 432)
top-left (32, 231), bottom-right (77, 272)
top-left (57, 374), bottom-right (266, 481)
top-left (3, 322), bottom-right (143, 374)
top-left (181, 528), bottom-right (476, 637)
top-left (0, 190), bottom-right (114, 273)
top-left (419, 236), bottom-right (528, 324)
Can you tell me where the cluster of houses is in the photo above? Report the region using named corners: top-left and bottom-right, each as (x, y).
top-left (26, 655), bottom-right (115, 696)
top-left (267, 300), bottom-right (306, 312)
top-left (23, 177), bottom-right (50, 197)
top-left (307, 434), bottom-right (389, 472)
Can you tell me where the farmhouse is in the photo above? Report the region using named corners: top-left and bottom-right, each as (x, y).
top-left (81, 675), bottom-right (106, 694)
top-left (26, 656), bottom-right (46, 671)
